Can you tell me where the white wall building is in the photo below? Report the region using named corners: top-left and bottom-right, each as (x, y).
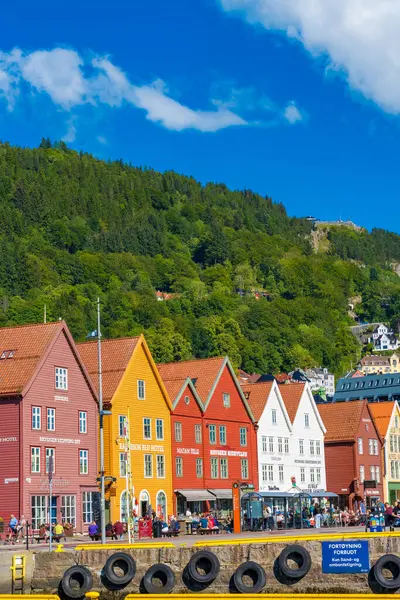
top-left (304, 368), bottom-right (335, 397)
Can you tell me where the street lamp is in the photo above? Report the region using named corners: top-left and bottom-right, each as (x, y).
top-left (97, 297), bottom-right (108, 544)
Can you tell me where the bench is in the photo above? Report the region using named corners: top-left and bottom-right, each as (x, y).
top-left (198, 527), bottom-right (220, 535)
top-left (162, 529), bottom-right (179, 538)
top-left (89, 533), bottom-right (102, 541)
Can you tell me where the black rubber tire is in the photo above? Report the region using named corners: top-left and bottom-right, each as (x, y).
top-left (61, 566), bottom-right (93, 599)
top-left (373, 554), bottom-right (400, 589)
top-left (103, 552), bottom-right (136, 586)
top-left (278, 544), bottom-right (312, 579)
top-left (143, 563), bottom-right (176, 594)
top-left (187, 550), bottom-right (220, 583)
top-left (233, 561), bottom-right (266, 593)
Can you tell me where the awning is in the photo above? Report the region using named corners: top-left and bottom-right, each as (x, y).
top-left (208, 489), bottom-right (232, 500)
top-left (175, 489), bottom-right (215, 501)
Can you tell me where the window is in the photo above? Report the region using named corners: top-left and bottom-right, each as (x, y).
top-left (316, 440), bottom-right (321, 456)
top-left (156, 455), bottom-right (165, 478)
top-left (137, 379), bottom-right (146, 400)
top-left (391, 435), bottom-right (394, 453)
top-left (55, 367), bottom-right (68, 390)
top-left (376, 466), bottom-right (381, 483)
top-left (46, 448), bottom-right (55, 473)
top-left (119, 415), bottom-right (126, 437)
top-left (299, 439), bottom-right (304, 455)
top-left (144, 454), bottom-right (153, 477)
top-left (278, 438), bottom-right (283, 453)
top-left (119, 452), bottom-right (127, 477)
top-left (396, 462), bottom-right (400, 480)
top-left (373, 439), bottom-right (378, 455)
top-left (368, 439), bottom-right (374, 455)
top-left (79, 449), bottom-right (88, 474)
top-left (370, 465), bottom-right (376, 481)
top-left (211, 457), bottom-right (218, 479)
top-left (241, 458), bottom-right (249, 479)
top-left (61, 495), bottom-right (76, 527)
top-left (279, 465), bottom-right (284, 483)
top-left (262, 436), bottom-right (267, 452)
top-left (223, 393), bottom-right (230, 408)
top-left (360, 465), bottom-right (365, 483)
top-left (79, 411), bottom-right (87, 434)
top-left (310, 468), bottom-right (315, 483)
top-left (284, 438), bottom-right (289, 454)
top-left (31, 447), bottom-right (40, 473)
top-left (195, 424), bottom-right (202, 444)
top-left (175, 457), bottom-right (183, 477)
top-left (316, 468), bottom-right (321, 483)
top-left (174, 421), bottom-right (182, 442)
top-left (156, 419), bottom-right (164, 441)
top-left (184, 395), bottom-right (190, 405)
top-left (269, 437), bottom-right (274, 453)
top-left (32, 406), bottom-right (41, 430)
top-left (47, 408), bottom-right (55, 432)
top-left (240, 427), bottom-right (247, 446)
top-left (82, 492), bottom-right (95, 524)
top-left (268, 465), bottom-right (274, 481)
top-left (391, 461), bottom-right (395, 479)
top-left (143, 417), bottom-right (151, 440)
top-left (262, 465), bottom-right (268, 482)
top-left (209, 424), bottom-right (216, 444)
top-left (272, 409), bottom-right (277, 425)
top-left (300, 467), bottom-right (305, 483)
top-left (31, 496), bottom-right (46, 530)
top-left (196, 458), bottom-right (203, 477)
top-left (358, 438), bottom-right (363, 454)
top-left (219, 426), bottom-right (227, 445)
top-left (220, 458), bottom-right (228, 479)
top-left (310, 440), bottom-right (315, 455)
top-left (305, 413), bottom-right (310, 428)
top-left (396, 416), bottom-right (399, 429)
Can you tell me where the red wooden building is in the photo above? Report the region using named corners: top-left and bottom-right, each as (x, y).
top-left (158, 356), bottom-right (258, 515)
top-left (317, 400), bottom-right (383, 509)
top-left (0, 321), bottom-right (98, 533)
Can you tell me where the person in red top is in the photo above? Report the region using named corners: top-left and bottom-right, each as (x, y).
top-left (113, 520), bottom-right (124, 539)
top-left (384, 503), bottom-right (394, 530)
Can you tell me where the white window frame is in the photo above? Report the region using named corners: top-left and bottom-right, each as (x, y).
top-left (79, 411), bottom-right (87, 434)
top-left (195, 423), bottom-right (202, 444)
top-left (284, 438), bottom-right (289, 454)
top-left (272, 409), bottom-right (277, 425)
top-left (360, 465), bottom-right (365, 483)
top-left (373, 439), bottom-right (378, 456)
top-left (55, 367), bottom-right (68, 391)
top-left (45, 448), bottom-right (55, 474)
top-left (156, 419), bottom-right (164, 441)
top-left (175, 421), bottom-right (182, 442)
top-left (119, 452), bottom-right (127, 477)
top-left (219, 425), bottom-right (227, 445)
top-left (240, 427), bottom-right (247, 447)
top-left (143, 417), bottom-right (152, 440)
top-left (376, 466), bottom-right (381, 483)
top-left (241, 458), bottom-right (249, 479)
top-left (31, 447), bottom-right (40, 473)
top-left (61, 495), bottom-right (76, 527)
top-left (279, 465), bottom-right (284, 483)
top-left (278, 438), bottom-right (283, 453)
top-left (144, 454), bottom-right (153, 478)
top-left (156, 455), bottom-right (165, 478)
top-left (358, 438), bottom-right (363, 454)
top-left (310, 468), bottom-right (315, 483)
top-left (304, 413), bottom-right (310, 428)
top-left (300, 467), bottom-right (305, 483)
top-left (316, 468), bottom-right (321, 483)
top-left (31, 495), bottom-right (46, 530)
top-left (196, 458), bottom-right (203, 478)
top-left (223, 393), bottom-right (230, 408)
top-left (368, 439), bottom-right (374, 455)
top-left (175, 457), bottom-right (183, 477)
top-left (220, 458), bottom-right (228, 479)
top-left (316, 440), bottom-right (321, 456)
top-left (268, 465), bottom-right (274, 482)
top-left (47, 408), bottom-right (55, 432)
top-left (209, 424), bottom-right (216, 444)
top-left (137, 379), bottom-right (146, 400)
top-left (269, 437), bottom-right (274, 453)
top-left (32, 406), bottom-right (41, 430)
top-left (118, 415), bottom-right (127, 437)
top-left (211, 457), bottom-right (219, 479)
top-left (82, 491), bottom-right (94, 524)
top-left (310, 440), bottom-right (315, 455)
top-left (79, 449), bottom-right (89, 475)
top-left (299, 439), bottom-right (304, 455)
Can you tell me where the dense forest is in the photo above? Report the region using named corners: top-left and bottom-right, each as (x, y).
top-left (0, 139), bottom-right (400, 377)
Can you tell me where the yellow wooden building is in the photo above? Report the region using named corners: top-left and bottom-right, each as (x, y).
top-left (78, 335), bottom-right (173, 523)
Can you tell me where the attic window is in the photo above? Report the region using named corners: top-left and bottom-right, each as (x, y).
top-left (0, 350), bottom-right (15, 360)
top-left (191, 378), bottom-right (198, 387)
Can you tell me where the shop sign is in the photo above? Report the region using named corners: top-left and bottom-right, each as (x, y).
top-left (0, 436), bottom-right (17, 443)
top-left (176, 447), bottom-right (200, 455)
top-left (210, 449), bottom-right (248, 457)
top-left (270, 456), bottom-right (282, 461)
top-left (307, 487), bottom-right (326, 493)
top-left (268, 485), bottom-right (280, 491)
top-left (322, 541), bottom-right (370, 573)
top-left (54, 395), bottom-right (68, 402)
top-left (365, 489), bottom-right (380, 496)
top-left (4, 478), bottom-right (18, 484)
top-left (39, 478), bottom-right (70, 490)
top-left (40, 436), bottom-right (80, 445)
top-left (294, 459), bottom-right (322, 465)
top-left (341, 488), bottom-right (348, 492)
top-left (121, 443), bottom-right (164, 452)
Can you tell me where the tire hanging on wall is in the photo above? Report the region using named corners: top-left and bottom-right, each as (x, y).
top-left (61, 565), bottom-right (93, 599)
top-left (103, 552), bottom-right (136, 586)
top-left (373, 554), bottom-right (400, 589)
top-left (143, 563), bottom-right (176, 594)
top-left (233, 561), bottom-right (266, 593)
top-left (187, 550), bottom-right (220, 583)
top-left (278, 544), bottom-right (312, 579)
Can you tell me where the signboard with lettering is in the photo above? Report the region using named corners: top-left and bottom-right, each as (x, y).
top-left (322, 541), bottom-right (370, 573)
top-left (210, 449), bottom-right (248, 457)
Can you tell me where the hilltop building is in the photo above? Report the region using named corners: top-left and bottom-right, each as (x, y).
top-left (360, 354), bottom-right (400, 375)
top-left (371, 324), bottom-right (399, 352)
top-left (334, 374), bottom-right (400, 403)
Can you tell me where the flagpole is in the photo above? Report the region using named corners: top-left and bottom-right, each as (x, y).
top-left (97, 297), bottom-right (106, 544)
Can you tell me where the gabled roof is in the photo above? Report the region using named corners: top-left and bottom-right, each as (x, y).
top-left (360, 355), bottom-right (389, 366)
top-left (158, 356), bottom-right (255, 422)
top-left (369, 402), bottom-right (398, 439)
top-left (241, 380), bottom-right (292, 430)
top-left (317, 400), bottom-right (366, 442)
top-left (0, 321), bottom-right (97, 400)
top-left (279, 383), bottom-right (305, 423)
top-left (161, 376), bottom-right (204, 411)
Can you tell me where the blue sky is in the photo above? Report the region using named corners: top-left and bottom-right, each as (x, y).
top-left (2, 0), bottom-right (400, 231)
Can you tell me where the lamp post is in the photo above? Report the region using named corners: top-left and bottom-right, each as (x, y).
top-left (97, 297), bottom-right (106, 545)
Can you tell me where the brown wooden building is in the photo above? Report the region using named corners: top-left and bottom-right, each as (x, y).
top-left (317, 400), bottom-right (383, 509)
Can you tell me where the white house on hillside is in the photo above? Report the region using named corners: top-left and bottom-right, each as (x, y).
top-left (280, 383), bottom-right (327, 495)
top-left (372, 324), bottom-right (399, 352)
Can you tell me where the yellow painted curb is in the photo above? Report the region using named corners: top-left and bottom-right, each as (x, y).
top-left (0, 596), bottom-right (59, 600)
top-left (194, 530), bottom-right (400, 547)
top-left (75, 542), bottom-right (174, 550)
top-left (125, 595), bottom-right (397, 600)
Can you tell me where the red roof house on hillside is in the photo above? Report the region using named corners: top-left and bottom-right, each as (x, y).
top-left (317, 400), bottom-right (383, 509)
top-left (158, 356), bottom-right (258, 515)
top-left (0, 321), bottom-right (98, 532)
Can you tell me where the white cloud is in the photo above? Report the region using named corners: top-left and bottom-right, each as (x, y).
top-left (97, 135), bottom-right (107, 145)
top-left (62, 117), bottom-right (77, 143)
top-left (0, 49), bottom-right (22, 109)
top-left (219, 0), bottom-right (400, 114)
top-left (284, 101), bottom-right (303, 124)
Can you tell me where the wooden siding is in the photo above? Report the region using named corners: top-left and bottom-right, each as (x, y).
top-left (324, 442), bottom-right (355, 495)
top-left (0, 397), bottom-right (21, 522)
top-left (22, 330), bottom-right (98, 532)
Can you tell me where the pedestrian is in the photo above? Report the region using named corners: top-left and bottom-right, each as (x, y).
top-left (384, 503), bottom-right (394, 531)
top-left (88, 520), bottom-right (99, 540)
top-left (113, 520), bottom-right (124, 540)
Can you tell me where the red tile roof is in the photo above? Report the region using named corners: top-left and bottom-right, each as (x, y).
top-left (279, 383), bottom-right (305, 423)
top-left (157, 357), bottom-right (225, 403)
top-left (241, 382), bottom-right (274, 422)
top-left (317, 400), bottom-right (366, 442)
top-left (0, 321), bottom-right (64, 396)
top-left (238, 369), bottom-right (261, 384)
top-left (368, 402), bottom-right (395, 439)
top-left (77, 337), bottom-right (140, 402)
top-left (162, 377), bottom-right (188, 402)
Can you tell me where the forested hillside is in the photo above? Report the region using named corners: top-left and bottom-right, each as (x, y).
top-left (1, 139), bottom-right (400, 376)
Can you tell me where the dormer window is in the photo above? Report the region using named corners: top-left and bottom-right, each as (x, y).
top-left (0, 350), bottom-right (15, 360)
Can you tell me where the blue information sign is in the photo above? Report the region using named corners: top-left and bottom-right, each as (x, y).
top-left (322, 540), bottom-right (370, 573)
